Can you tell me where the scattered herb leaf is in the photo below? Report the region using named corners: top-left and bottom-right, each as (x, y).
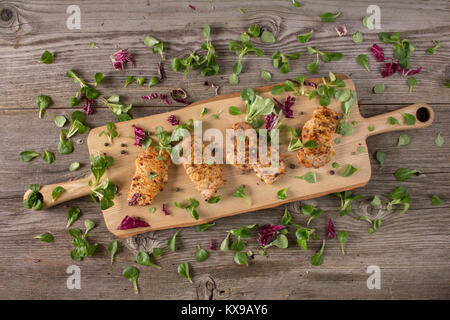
top-left (407, 77), bottom-right (417, 93)
top-left (108, 240), bottom-right (118, 264)
top-left (375, 150), bottom-right (386, 169)
top-left (297, 30), bottom-right (313, 43)
top-left (435, 132), bottom-right (444, 146)
top-left (320, 11), bottom-right (341, 22)
top-left (352, 31), bottom-right (363, 44)
top-left (168, 229), bottom-right (181, 252)
top-left (388, 116), bottom-right (399, 125)
top-left (277, 187), bottom-right (288, 200)
top-left (35, 233), bottom-right (54, 243)
top-left (136, 251), bottom-right (161, 269)
top-left (66, 206), bottom-right (81, 228)
top-left (342, 164), bottom-right (359, 177)
top-left (20, 151), bottom-right (41, 162)
top-left (177, 262), bottom-right (193, 283)
top-left (398, 134), bottom-right (410, 146)
top-left (356, 54), bottom-right (370, 72)
top-left (195, 245), bottom-right (208, 262)
top-left (337, 230), bottom-right (348, 254)
top-left (69, 161), bottom-right (81, 171)
top-left (122, 266), bottom-right (139, 294)
top-left (310, 240), bottom-right (325, 266)
top-left (294, 172), bottom-right (317, 183)
top-left (51, 186), bottom-right (65, 201)
top-left (394, 168), bottom-right (417, 181)
top-left (39, 50), bottom-right (54, 64)
top-left (431, 195), bottom-right (441, 206)
top-left (261, 69), bottom-right (272, 82)
top-left (233, 185), bottom-right (251, 205)
top-left (373, 84), bottom-right (385, 94)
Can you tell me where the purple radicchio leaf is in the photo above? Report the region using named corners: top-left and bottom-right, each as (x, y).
top-left (381, 61), bottom-right (400, 78)
top-left (398, 66), bottom-right (422, 77)
top-left (327, 218), bottom-right (337, 239)
top-left (110, 49), bottom-right (133, 70)
top-left (257, 224), bottom-right (285, 246)
top-left (335, 25), bottom-right (347, 36)
top-left (117, 215), bottom-right (149, 230)
top-left (273, 95), bottom-right (294, 119)
top-left (162, 204), bottom-right (170, 216)
top-left (370, 44), bottom-right (385, 62)
top-left (128, 193), bottom-right (139, 206)
top-left (132, 124), bottom-right (146, 146)
top-left (159, 94), bottom-right (172, 105)
top-left (211, 83), bottom-right (220, 96)
top-left (142, 93), bottom-right (158, 100)
top-left (157, 62), bottom-right (165, 81)
top-left (167, 115), bottom-right (180, 126)
top-left (265, 112), bottom-right (279, 131)
top-left (83, 99), bottom-right (95, 115)
top-left (209, 239), bottom-right (216, 250)
top-left (170, 88), bottom-right (188, 104)
top-left (303, 80), bottom-right (318, 88)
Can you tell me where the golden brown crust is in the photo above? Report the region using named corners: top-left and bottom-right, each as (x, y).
top-left (252, 151), bottom-right (287, 184)
top-left (182, 139), bottom-right (224, 200)
top-left (229, 122), bottom-right (287, 184)
top-left (297, 107), bottom-right (339, 168)
top-left (228, 122), bottom-right (255, 171)
top-left (297, 144), bottom-right (335, 168)
top-left (127, 147), bottom-right (171, 206)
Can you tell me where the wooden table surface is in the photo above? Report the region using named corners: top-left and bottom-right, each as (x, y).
top-left (1, 0), bottom-right (449, 299)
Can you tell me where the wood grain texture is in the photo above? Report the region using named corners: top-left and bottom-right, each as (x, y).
top-left (0, 0), bottom-right (449, 299)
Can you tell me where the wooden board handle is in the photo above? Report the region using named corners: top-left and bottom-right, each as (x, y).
top-left (363, 103), bottom-right (434, 136)
top-left (23, 176), bottom-right (91, 209)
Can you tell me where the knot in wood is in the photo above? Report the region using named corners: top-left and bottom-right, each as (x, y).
top-left (0, 4), bottom-right (17, 28)
top-left (1, 8), bottom-right (13, 22)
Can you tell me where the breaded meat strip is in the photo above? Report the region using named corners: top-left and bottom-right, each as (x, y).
top-left (228, 122), bottom-right (286, 184)
top-left (252, 148), bottom-right (287, 184)
top-left (128, 147), bottom-right (171, 206)
top-left (182, 138), bottom-right (224, 200)
top-left (297, 107), bottom-right (339, 168)
top-left (302, 107), bottom-right (340, 144)
top-left (227, 122), bottom-right (255, 171)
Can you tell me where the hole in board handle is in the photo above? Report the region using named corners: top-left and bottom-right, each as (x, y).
top-left (416, 107), bottom-right (430, 123)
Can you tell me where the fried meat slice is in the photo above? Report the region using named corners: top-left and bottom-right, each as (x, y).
top-left (128, 147), bottom-right (171, 206)
top-left (252, 148), bottom-right (287, 184)
top-left (227, 122), bottom-right (255, 171)
top-left (229, 122), bottom-right (286, 184)
top-left (297, 107), bottom-right (339, 168)
top-left (182, 138), bottom-right (224, 200)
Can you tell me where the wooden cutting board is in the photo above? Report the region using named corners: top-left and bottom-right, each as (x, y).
top-left (24, 75), bottom-right (434, 238)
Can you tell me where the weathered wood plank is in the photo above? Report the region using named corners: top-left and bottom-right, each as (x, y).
top-left (1, 0), bottom-right (450, 109)
top-left (0, 196), bottom-right (449, 299)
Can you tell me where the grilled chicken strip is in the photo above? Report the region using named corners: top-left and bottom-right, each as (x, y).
top-left (227, 122), bottom-right (255, 171)
top-left (182, 138), bottom-right (224, 200)
top-left (297, 107), bottom-right (340, 168)
top-left (128, 147), bottom-right (171, 206)
top-left (228, 122), bottom-right (286, 184)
